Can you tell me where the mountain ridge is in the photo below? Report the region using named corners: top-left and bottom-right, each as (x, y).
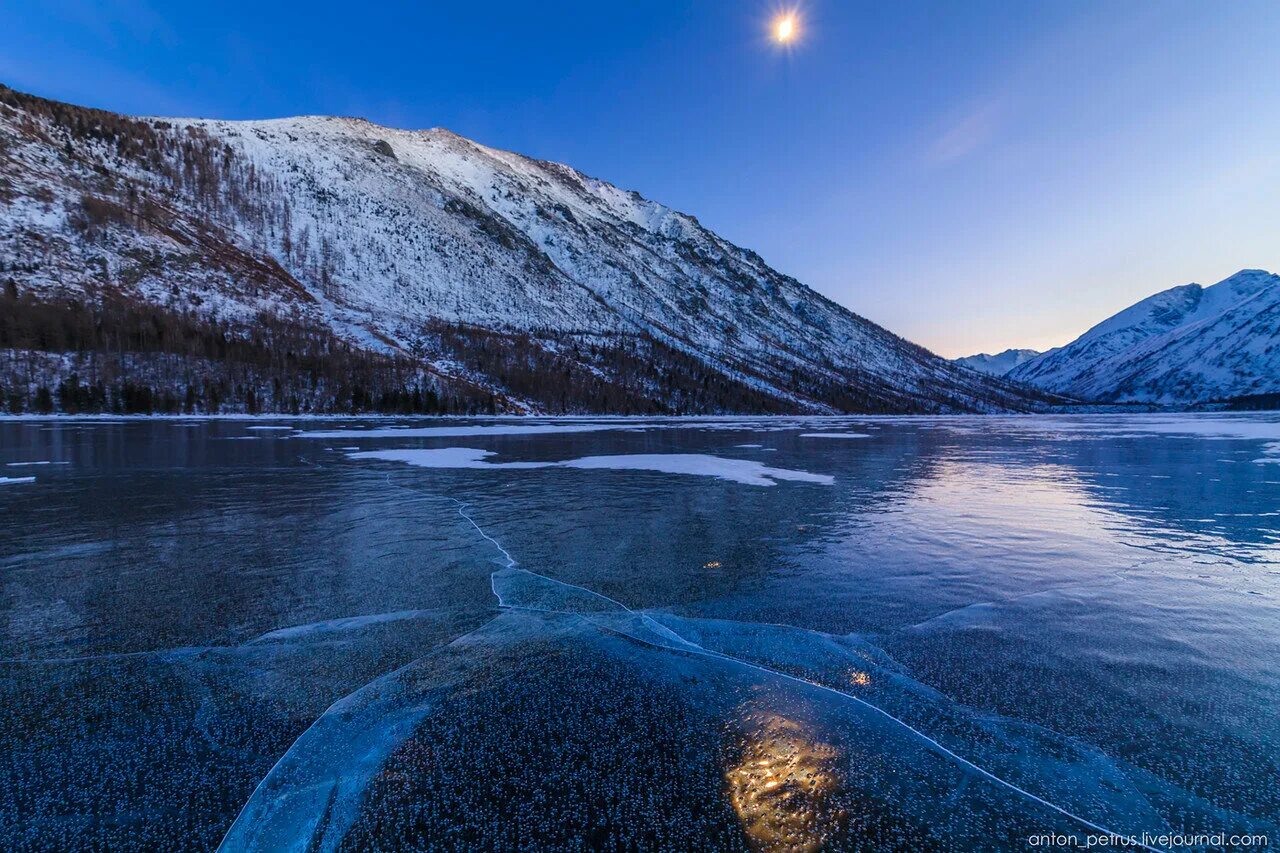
top-left (1008, 269), bottom-right (1280, 403)
top-left (952, 348), bottom-right (1041, 377)
top-left (0, 84), bottom-right (1059, 414)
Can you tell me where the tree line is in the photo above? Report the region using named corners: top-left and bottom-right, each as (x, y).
top-left (0, 286), bottom-right (497, 415)
top-left (0, 287), bottom-right (810, 415)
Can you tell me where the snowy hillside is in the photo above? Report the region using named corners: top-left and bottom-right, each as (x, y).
top-left (1009, 270), bottom-right (1280, 403)
top-left (953, 349), bottom-right (1040, 377)
top-left (0, 85), bottom-right (1058, 414)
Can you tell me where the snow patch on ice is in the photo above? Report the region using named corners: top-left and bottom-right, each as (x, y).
top-left (799, 432), bottom-right (872, 439)
top-left (0, 476), bottom-right (36, 486)
top-left (352, 447), bottom-right (524, 469)
top-left (563, 454), bottom-right (832, 486)
top-left (1255, 441), bottom-right (1280, 464)
top-left (348, 448), bottom-right (832, 487)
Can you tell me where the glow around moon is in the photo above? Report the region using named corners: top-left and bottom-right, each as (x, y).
top-left (772, 12), bottom-right (799, 44)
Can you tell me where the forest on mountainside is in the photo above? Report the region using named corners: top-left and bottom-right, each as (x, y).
top-left (0, 286), bottom-right (816, 415)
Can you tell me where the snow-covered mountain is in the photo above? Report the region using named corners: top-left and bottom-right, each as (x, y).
top-left (1009, 269), bottom-right (1280, 403)
top-left (0, 85), bottom-right (1056, 413)
top-left (953, 348), bottom-right (1041, 377)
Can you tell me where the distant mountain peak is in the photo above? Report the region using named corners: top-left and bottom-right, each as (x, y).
top-left (1009, 269), bottom-right (1280, 404)
top-left (952, 348), bottom-right (1041, 377)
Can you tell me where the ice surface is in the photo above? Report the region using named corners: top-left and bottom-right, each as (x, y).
top-left (492, 566), bottom-right (621, 614)
top-left (5, 416), bottom-right (1278, 850)
top-left (216, 629), bottom-right (491, 853)
top-left (1108, 416), bottom-right (1280, 442)
top-left (349, 448), bottom-right (834, 486)
top-left (962, 413), bottom-right (1280, 443)
top-left (477, 539), bottom-right (1167, 846)
top-left (248, 609), bottom-right (442, 643)
top-left (296, 423), bottom-right (624, 439)
top-left (1, 606), bottom-right (494, 852)
top-left (799, 432), bottom-right (872, 439)
top-left (219, 579), bottom-right (1146, 852)
top-left (652, 612), bottom-right (1168, 837)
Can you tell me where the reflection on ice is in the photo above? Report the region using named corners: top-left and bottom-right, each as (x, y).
top-left (652, 613), bottom-right (1175, 845)
top-left (937, 413), bottom-right (1280, 444)
top-left (726, 712), bottom-right (842, 853)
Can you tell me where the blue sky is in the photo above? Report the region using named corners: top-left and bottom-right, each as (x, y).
top-left (3, 0), bottom-right (1278, 356)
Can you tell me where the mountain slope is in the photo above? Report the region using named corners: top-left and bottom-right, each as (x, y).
top-left (1009, 270), bottom-right (1280, 403)
top-left (0, 85), bottom-right (1057, 414)
top-left (953, 349), bottom-right (1040, 377)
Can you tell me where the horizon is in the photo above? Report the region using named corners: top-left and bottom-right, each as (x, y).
top-left (3, 0), bottom-right (1279, 357)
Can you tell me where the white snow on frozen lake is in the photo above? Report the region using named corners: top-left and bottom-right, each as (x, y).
top-left (298, 424), bottom-right (625, 439)
top-left (799, 432), bottom-right (872, 439)
top-left (0, 476), bottom-right (36, 486)
top-left (348, 448), bottom-right (833, 487)
top-left (560, 455), bottom-right (832, 486)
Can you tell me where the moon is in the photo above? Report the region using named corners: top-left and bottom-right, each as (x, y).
top-left (772, 13), bottom-right (798, 44)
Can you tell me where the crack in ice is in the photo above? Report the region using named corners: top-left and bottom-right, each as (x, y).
top-left (216, 463), bottom-right (1167, 852)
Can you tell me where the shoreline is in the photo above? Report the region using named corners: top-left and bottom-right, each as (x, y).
top-left (0, 408), bottom-right (1271, 423)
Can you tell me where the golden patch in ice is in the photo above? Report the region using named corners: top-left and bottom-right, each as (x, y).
top-left (725, 712), bottom-right (841, 853)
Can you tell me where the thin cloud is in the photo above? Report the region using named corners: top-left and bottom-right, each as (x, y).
top-left (924, 96), bottom-right (1007, 165)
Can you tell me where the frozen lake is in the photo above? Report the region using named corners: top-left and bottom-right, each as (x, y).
top-left (2, 414), bottom-right (1278, 851)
